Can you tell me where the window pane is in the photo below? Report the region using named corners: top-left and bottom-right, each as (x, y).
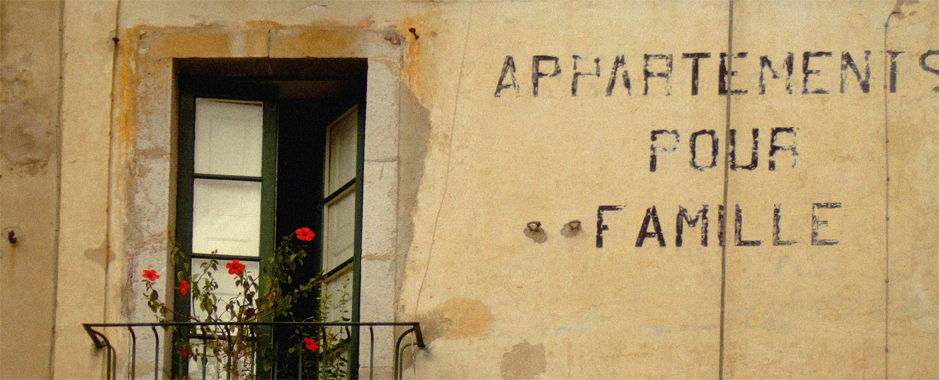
top-left (323, 189), bottom-right (355, 272)
top-left (323, 267), bottom-right (353, 341)
top-left (326, 107), bottom-right (358, 193)
top-left (190, 258), bottom-right (260, 322)
top-left (188, 337), bottom-right (256, 380)
top-left (194, 98), bottom-right (263, 177)
top-left (193, 179), bottom-right (261, 257)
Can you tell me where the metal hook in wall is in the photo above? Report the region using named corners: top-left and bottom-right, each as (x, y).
top-left (2, 227), bottom-right (22, 248)
top-left (560, 220), bottom-right (582, 238)
top-left (523, 221), bottom-right (547, 243)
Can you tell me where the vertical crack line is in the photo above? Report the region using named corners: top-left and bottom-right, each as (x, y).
top-left (413, 2), bottom-right (474, 315)
top-left (105, 0), bottom-right (123, 328)
top-left (395, 63), bottom-right (405, 318)
top-left (49, 0), bottom-right (68, 376)
top-left (882, 10), bottom-right (897, 380)
top-left (719, 0), bottom-right (734, 379)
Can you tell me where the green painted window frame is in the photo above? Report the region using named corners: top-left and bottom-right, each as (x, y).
top-left (172, 74), bottom-right (366, 378)
top-left (173, 81), bottom-right (279, 376)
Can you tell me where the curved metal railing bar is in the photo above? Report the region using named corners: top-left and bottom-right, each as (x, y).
top-left (82, 322), bottom-right (425, 379)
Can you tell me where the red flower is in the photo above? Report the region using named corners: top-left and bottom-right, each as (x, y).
top-left (226, 259), bottom-right (245, 276)
top-left (176, 280), bottom-right (189, 295)
top-left (179, 348), bottom-right (189, 358)
top-left (303, 337), bottom-right (319, 352)
top-left (142, 270), bottom-right (160, 281)
top-left (295, 227), bottom-right (316, 241)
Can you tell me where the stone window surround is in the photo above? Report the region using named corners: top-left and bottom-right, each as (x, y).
top-left (117, 27), bottom-right (406, 377)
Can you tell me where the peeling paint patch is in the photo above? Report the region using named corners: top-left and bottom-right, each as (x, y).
top-left (139, 28), bottom-right (270, 59)
top-left (1, 52), bottom-right (57, 174)
top-left (500, 341), bottom-right (547, 380)
top-left (892, 0), bottom-right (920, 19)
top-left (419, 297), bottom-right (493, 341)
top-left (1, 106), bottom-right (56, 173)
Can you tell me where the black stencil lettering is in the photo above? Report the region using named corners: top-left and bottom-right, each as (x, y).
top-left (802, 51), bottom-right (832, 94)
top-left (735, 204), bottom-right (762, 246)
top-left (729, 128), bottom-right (759, 171)
top-left (644, 54), bottom-right (673, 96)
top-left (886, 51), bottom-right (904, 93)
top-left (596, 205), bottom-right (624, 248)
top-left (840, 51), bottom-right (871, 93)
top-left (719, 52), bottom-right (749, 95)
top-left (690, 129), bottom-right (718, 171)
top-left (682, 53), bottom-right (711, 95)
top-left (676, 205), bottom-right (709, 247)
top-left (773, 204), bottom-right (797, 246)
top-left (606, 55), bottom-right (632, 96)
top-left (572, 55), bottom-right (601, 96)
top-left (769, 127), bottom-right (798, 170)
top-left (718, 205), bottom-right (726, 247)
top-left (494, 55), bottom-right (520, 98)
top-left (650, 130), bottom-right (679, 172)
top-left (532, 55), bottom-right (561, 97)
top-left (812, 202), bottom-right (842, 246)
top-left (636, 206), bottom-right (666, 247)
top-left (759, 53), bottom-right (794, 94)
top-left (920, 50), bottom-right (939, 93)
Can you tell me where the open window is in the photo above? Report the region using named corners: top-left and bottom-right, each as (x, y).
top-left (173, 58), bottom-right (366, 378)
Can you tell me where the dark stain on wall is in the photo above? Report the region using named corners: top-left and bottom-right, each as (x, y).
top-left (396, 87), bottom-right (431, 298)
top-left (500, 340), bottom-right (547, 380)
top-left (1, 53), bottom-right (57, 174)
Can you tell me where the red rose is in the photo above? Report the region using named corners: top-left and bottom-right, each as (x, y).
top-left (295, 227), bottom-right (316, 241)
top-left (176, 280), bottom-right (189, 295)
top-left (142, 270), bottom-right (160, 281)
top-left (226, 259), bottom-right (245, 276)
top-left (303, 337), bottom-right (319, 352)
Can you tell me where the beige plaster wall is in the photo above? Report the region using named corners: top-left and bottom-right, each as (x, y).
top-left (0, 1), bottom-right (61, 378)
top-left (390, 1), bottom-right (937, 378)
top-left (2, 0), bottom-right (934, 379)
top-left (52, 1), bottom-right (120, 378)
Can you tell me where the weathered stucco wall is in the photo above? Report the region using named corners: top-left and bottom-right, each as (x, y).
top-left (1, 0), bottom-right (935, 379)
top-left (0, 1), bottom-right (61, 378)
top-left (390, 1), bottom-right (937, 378)
top-left (52, 0), bottom-right (119, 378)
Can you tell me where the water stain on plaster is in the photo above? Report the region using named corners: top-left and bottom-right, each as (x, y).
top-left (396, 88), bottom-right (431, 298)
top-left (418, 297), bottom-right (494, 342)
top-left (1, 54), bottom-right (57, 174)
top-left (1, 106), bottom-right (56, 173)
top-left (398, 13), bottom-right (445, 107)
top-left (500, 341), bottom-right (547, 380)
top-left (83, 238), bottom-right (109, 271)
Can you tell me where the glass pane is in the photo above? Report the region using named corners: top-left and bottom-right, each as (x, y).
top-left (193, 179), bottom-right (261, 257)
top-left (323, 267), bottom-right (353, 341)
top-left (323, 189), bottom-right (355, 272)
top-left (326, 107), bottom-right (358, 193)
top-left (190, 258), bottom-right (260, 322)
top-left (194, 98), bottom-right (263, 177)
top-left (188, 337), bottom-right (256, 380)
top-left (318, 343), bottom-right (351, 378)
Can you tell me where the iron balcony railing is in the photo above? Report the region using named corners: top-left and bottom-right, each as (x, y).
top-left (83, 322), bottom-right (425, 380)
